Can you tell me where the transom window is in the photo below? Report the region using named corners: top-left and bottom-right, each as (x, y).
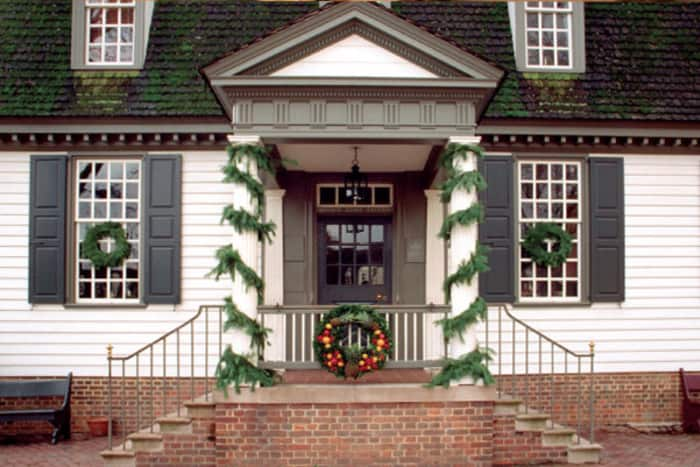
top-left (317, 184), bottom-right (393, 208)
top-left (75, 160), bottom-right (141, 302)
top-left (525, 2), bottom-right (572, 68)
top-left (85, 0), bottom-right (135, 65)
top-left (518, 161), bottom-right (581, 302)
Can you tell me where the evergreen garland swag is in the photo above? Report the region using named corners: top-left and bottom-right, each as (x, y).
top-left (80, 222), bottom-right (131, 269)
top-left (522, 222), bottom-right (573, 268)
top-left (313, 304), bottom-right (392, 379)
top-left (429, 143), bottom-right (495, 387)
top-left (212, 143), bottom-right (278, 393)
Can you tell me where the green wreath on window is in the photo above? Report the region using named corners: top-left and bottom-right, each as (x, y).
top-left (81, 222), bottom-right (131, 269)
top-left (522, 222), bottom-right (573, 268)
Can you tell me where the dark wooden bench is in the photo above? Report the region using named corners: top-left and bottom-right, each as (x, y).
top-left (680, 368), bottom-right (700, 433)
top-left (0, 373), bottom-right (72, 444)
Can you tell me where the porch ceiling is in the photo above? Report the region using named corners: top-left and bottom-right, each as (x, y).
top-left (276, 143), bottom-right (433, 172)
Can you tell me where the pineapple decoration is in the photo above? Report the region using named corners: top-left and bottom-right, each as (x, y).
top-left (313, 304), bottom-right (392, 379)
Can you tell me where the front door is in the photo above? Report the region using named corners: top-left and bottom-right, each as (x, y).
top-left (318, 217), bottom-right (392, 304)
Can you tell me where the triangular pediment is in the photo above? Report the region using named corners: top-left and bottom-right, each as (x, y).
top-left (270, 34), bottom-right (439, 79)
top-left (203, 2), bottom-right (502, 81)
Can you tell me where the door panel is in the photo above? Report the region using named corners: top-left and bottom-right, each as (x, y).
top-left (318, 217), bottom-right (392, 304)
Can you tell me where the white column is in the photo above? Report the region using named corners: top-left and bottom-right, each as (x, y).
top-left (446, 136), bottom-right (482, 367)
top-left (263, 189), bottom-right (286, 362)
top-left (424, 189), bottom-right (446, 361)
top-left (227, 134), bottom-right (262, 357)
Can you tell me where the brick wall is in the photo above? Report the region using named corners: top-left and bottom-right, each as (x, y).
top-left (495, 371), bottom-right (682, 426)
top-left (0, 376), bottom-right (214, 439)
top-left (0, 371), bottom-right (683, 441)
top-left (216, 401), bottom-right (495, 466)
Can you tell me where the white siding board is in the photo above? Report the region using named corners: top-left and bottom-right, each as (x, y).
top-left (492, 153), bottom-right (700, 374)
top-left (0, 151), bottom-right (233, 376)
top-left (1, 152), bottom-right (699, 376)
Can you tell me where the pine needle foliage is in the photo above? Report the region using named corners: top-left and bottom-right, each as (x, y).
top-left (438, 204), bottom-right (485, 240)
top-left (209, 245), bottom-right (265, 305)
top-left (437, 297), bottom-right (488, 343)
top-left (222, 296), bottom-right (271, 356)
top-left (216, 346), bottom-right (277, 395)
top-left (440, 143), bottom-right (485, 175)
top-left (431, 143), bottom-right (495, 388)
top-left (214, 143), bottom-right (279, 394)
top-left (427, 348), bottom-right (495, 388)
top-left (221, 205), bottom-right (276, 243)
top-left (443, 243), bottom-right (490, 303)
top-left (440, 170), bottom-right (487, 203)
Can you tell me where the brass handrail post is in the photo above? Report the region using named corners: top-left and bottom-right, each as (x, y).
top-left (577, 356), bottom-right (582, 444)
top-left (205, 306), bottom-right (209, 401)
top-left (589, 341), bottom-right (596, 443)
top-left (524, 328), bottom-right (529, 413)
top-left (121, 360), bottom-right (126, 446)
top-left (107, 344), bottom-right (113, 450)
top-left (190, 322), bottom-right (195, 401)
top-left (150, 346), bottom-right (154, 432)
top-left (136, 354), bottom-right (140, 430)
top-left (162, 339), bottom-right (167, 420)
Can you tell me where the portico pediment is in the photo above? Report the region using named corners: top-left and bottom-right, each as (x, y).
top-left (202, 2), bottom-right (503, 139)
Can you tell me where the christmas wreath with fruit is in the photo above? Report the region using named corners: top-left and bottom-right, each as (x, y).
top-left (313, 304), bottom-right (392, 379)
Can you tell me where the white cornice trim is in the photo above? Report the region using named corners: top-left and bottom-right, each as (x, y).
top-left (476, 125), bottom-right (700, 138)
top-left (210, 77), bottom-right (499, 89)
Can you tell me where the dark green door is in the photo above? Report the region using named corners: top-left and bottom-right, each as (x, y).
top-left (318, 217), bottom-right (392, 305)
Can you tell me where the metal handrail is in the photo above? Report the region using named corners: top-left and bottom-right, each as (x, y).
top-left (485, 303), bottom-right (596, 445)
top-left (106, 304), bottom-right (225, 450)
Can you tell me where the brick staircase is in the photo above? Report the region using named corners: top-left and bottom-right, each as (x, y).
top-left (101, 389), bottom-right (601, 466)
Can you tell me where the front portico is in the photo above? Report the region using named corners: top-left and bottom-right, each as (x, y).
top-left (202, 1), bottom-right (503, 370)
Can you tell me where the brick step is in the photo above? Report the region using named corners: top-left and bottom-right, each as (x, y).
top-left (494, 397), bottom-right (522, 416)
top-left (542, 427), bottom-right (576, 446)
top-left (127, 432), bottom-right (163, 453)
top-left (156, 416), bottom-right (192, 434)
top-left (568, 442), bottom-right (603, 464)
top-left (515, 412), bottom-right (550, 431)
top-left (100, 449), bottom-right (135, 467)
top-left (185, 400), bottom-right (216, 419)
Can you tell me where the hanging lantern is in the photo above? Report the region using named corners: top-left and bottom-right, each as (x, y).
top-left (343, 146), bottom-right (368, 203)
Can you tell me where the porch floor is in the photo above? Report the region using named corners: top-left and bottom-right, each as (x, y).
top-left (280, 368), bottom-right (432, 384)
top-left (1, 425), bottom-right (697, 466)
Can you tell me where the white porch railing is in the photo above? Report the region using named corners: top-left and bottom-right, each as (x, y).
top-left (258, 304), bottom-right (450, 369)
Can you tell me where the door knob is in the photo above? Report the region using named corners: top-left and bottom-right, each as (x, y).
top-left (375, 292), bottom-right (387, 303)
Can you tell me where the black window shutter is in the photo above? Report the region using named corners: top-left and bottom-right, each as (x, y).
top-left (479, 156), bottom-right (515, 303)
top-left (589, 158), bottom-right (625, 302)
top-left (29, 156), bottom-right (68, 303)
top-left (143, 155), bottom-right (182, 304)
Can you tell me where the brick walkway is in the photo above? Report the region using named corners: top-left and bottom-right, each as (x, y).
top-left (0, 428), bottom-right (698, 466)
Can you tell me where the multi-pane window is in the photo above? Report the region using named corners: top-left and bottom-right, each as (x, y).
top-left (85, 0), bottom-right (135, 65)
top-left (75, 160), bottom-right (141, 302)
top-left (518, 161), bottom-right (581, 301)
top-left (325, 223), bottom-right (385, 287)
top-left (525, 2), bottom-right (572, 68)
top-left (317, 184), bottom-right (393, 207)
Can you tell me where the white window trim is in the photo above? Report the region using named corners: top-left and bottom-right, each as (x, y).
top-left (73, 158), bottom-right (143, 304)
top-left (71, 0), bottom-right (150, 70)
top-left (515, 159), bottom-right (584, 304)
top-left (510, 1), bottom-right (586, 73)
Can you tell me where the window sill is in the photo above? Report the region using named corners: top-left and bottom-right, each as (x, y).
top-left (61, 303), bottom-right (148, 309)
top-left (512, 301), bottom-right (592, 308)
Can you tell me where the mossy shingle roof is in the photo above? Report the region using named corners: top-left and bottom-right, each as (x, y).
top-left (1, 1), bottom-right (699, 121)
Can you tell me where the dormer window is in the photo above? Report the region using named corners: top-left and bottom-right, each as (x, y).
top-left (510, 1), bottom-right (585, 73)
top-left (86, 0), bottom-right (135, 65)
top-left (525, 2), bottom-right (571, 68)
top-left (71, 0), bottom-right (152, 70)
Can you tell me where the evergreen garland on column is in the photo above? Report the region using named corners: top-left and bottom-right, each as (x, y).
top-left (209, 143), bottom-right (278, 394)
top-left (428, 143), bottom-right (495, 388)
